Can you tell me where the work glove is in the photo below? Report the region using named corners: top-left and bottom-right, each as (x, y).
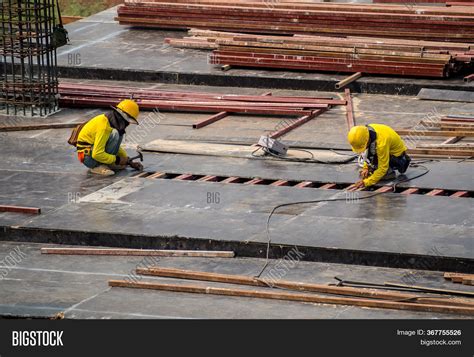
top-left (347, 180), bottom-right (366, 191)
top-left (117, 156), bottom-right (129, 166)
top-left (129, 161), bottom-right (143, 172)
top-left (359, 167), bottom-right (370, 179)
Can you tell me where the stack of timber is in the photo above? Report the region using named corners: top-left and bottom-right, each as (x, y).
top-left (167, 30), bottom-right (474, 77)
top-left (116, 0), bottom-right (474, 43)
top-left (398, 116), bottom-right (474, 158)
top-left (58, 82), bottom-right (345, 116)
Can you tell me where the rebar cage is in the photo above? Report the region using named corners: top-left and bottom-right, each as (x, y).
top-left (0, 0), bottom-right (59, 116)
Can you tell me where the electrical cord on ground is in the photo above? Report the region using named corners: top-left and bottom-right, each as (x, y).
top-left (255, 163), bottom-right (431, 279)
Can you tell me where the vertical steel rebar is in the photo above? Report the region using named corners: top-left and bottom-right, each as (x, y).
top-left (0, 0), bottom-right (59, 117)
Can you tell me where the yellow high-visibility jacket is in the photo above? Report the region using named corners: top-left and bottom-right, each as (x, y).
top-left (363, 124), bottom-right (407, 187)
top-left (77, 114), bottom-right (128, 165)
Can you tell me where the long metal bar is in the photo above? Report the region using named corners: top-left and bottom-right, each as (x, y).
top-left (0, 205), bottom-right (41, 214)
top-left (269, 108), bottom-right (327, 139)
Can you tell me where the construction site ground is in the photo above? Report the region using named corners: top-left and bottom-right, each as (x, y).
top-left (56, 7), bottom-right (474, 95)
top-left (1, 78), bottom-right (473, 319)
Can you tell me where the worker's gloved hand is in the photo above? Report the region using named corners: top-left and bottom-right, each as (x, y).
top-left (129, 161), bottom-right (143, 172)
top-left (347, 180), bottom-right (366, 191)
top-left (117, 156), bottom-right (129, 166)
top-left (359, 167), bottom-right (370, 179)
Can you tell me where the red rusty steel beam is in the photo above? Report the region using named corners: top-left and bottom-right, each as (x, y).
top-left (60, 97), bottom-right (318, 116)
top-left (295, 181), bottom-right (314, 188)
top-left (401, 188), bottom-right (420, 195)
top-left (0, 205), bottom-right (41, 214)
top-left (450, 191), bottom-right (470, 198)
top-left (192, 91), bottom-right (273, 129)
top-left (271, 180), bottom-right (291, 186)
top-left (269, 108), bottom-right (327, 139)
top-left (464, 74), bottom-right (474, 82)
top-left (426, 189), bottom-right (445, 196)
top-left (193, 112), bottom-right (229, 129)
top-left (344, 88), bottom-right (355, 130)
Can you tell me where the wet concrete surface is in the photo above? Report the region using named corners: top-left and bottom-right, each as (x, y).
top-left (1, 242), bottom-right (472, 319)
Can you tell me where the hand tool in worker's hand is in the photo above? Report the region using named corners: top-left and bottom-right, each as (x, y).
top-left (127, 151), bottom-right (144, 171)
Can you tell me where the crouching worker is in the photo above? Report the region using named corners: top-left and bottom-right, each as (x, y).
top-left (347, 124), bottom-right (411, 189)
top-left (74, 99), bottom-right (143, 176)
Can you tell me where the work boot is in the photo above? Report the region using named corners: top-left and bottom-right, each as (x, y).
top-left (108, 164), bottom-right (127, 171)
top-left (89, 165), bottom-right (115, 176)
top-left (381, 168), bottom-right (396, 181)
top-left (399, 155), bottom-right (411, 174)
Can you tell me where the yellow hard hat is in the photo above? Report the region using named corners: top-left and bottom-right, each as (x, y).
top-left (347, 126), bottom-right (369, 153)
top-left (115, 99), bottom-right (139, 124)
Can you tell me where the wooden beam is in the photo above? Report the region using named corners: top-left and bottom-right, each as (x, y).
top-left (397, 129), bottom-right (474, 137)
top-left (108, 280), bottom-right (474, 315)
top-left (295, 181), bottom-right (314, 188)
top-left (335, 72), bottom-right (362, 89)
top-left (41, 247), bottom-right (235, 258)
top-left (0, 123), bottom-right (81, 132)
top-left (136, 267), bottom-right (474, 308)
top-left (426, 189), bottom-right (445, 196)
top-left (0, 205), bottom-right (41, 214)
top-left (401, 188), bottom-right (420, 195)
top-left (450, 191), bottom-right (470, 198)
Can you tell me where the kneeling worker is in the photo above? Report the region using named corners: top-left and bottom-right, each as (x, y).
top-left (347, 124), bottom-right (411, 189)
top-left (76, 99), bottom-right (143, 176)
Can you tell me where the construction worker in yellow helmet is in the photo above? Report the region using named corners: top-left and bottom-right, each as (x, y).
top-left (75, 99), bottom-right (143, 176)
top-left (347, 124), bottom-right (411, 189)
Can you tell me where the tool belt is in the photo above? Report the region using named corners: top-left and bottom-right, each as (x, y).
top-left (76, 141), bottom-right (92, 163)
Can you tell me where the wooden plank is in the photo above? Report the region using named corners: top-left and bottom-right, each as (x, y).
top-left (401, 188), bottom-right (420, 195)
top-left (426, 189), bottom-right (445, 196)
top-left (397, 129), bottom-right (474, 137)
top-left (41, 247), bottom-right (235, 258)
top-left (408, 148), bottom-right (474, 157)
top-left (198, 175), bottom-right (219, 182)
top-left (0, 123), bottom-right (81, 132)
top-left (221, 176), bottom-right (241, 183)
top-left (444, 272), bottom-right (474, 280)
top-left (271, 180), bottom-right (291, 186)
top-left (375, 186), bottom-right (393, 193)
top-left (417, 88), bottom-right (474, 103)
top-left (319, 183), bottom-right (337, 189)
top-left (147, 172), bottom-right (167, 179)
top-left (108, 280), bottom-right (474, 315)
top-left (336, 72), bottom-right (362, 89)
top-left (450, 191), bottom-right (470, 198)
top-left (0, 205), bottom-right (41, 214)
top-left (137, 267), bottom-right (474, 308)
top-left (295, 181), bottom-right (314, 188)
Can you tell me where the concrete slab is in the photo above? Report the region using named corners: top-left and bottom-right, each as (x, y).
top-left (2, 178), bottom-right (471, 272)
top-left (1, 242), bottom-right (472, 319)
top-left (53, 7), bottom-right (474, 95)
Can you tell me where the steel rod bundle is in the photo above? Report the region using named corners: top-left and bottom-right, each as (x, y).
top-left (167, 30), bottom-right (473, 78)
top-left (59, 82), bottom-right (344, 116)
top-left (116, 0), bottom-right (474, 43)
top-left (0, 0), bottom-right (59, 116)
